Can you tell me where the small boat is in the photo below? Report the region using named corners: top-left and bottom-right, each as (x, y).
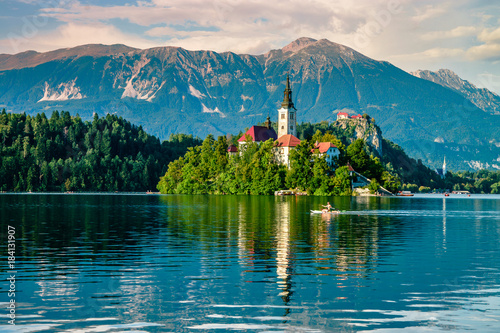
top-left (397, 191), bottom-right (414, 197)
top-left (275, 190), bottom-right (295, 196)
top-left (310, 210), bottom-right (341, 214)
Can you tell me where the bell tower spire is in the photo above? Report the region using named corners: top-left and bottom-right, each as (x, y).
top-left (281, 74), bottom-right (295, 109)
top-left (277, 73), bottom-right (297, 138)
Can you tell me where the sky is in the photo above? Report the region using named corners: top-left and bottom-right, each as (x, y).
top-left (1, 0), bottom-right (500, 93)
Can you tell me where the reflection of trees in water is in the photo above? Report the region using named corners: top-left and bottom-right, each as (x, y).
top-left (1, 194), bottom-right (164, 263)
top-left (1, 194), bottom-right (165, 325)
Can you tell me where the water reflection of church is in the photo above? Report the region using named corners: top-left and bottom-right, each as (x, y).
top-left (236, 197), bottom-right (381, 307)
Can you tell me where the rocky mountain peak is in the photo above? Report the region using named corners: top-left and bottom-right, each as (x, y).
top-left (412, 69), bottom-right (471, 91)
top-left (281, 37), bottom-right (318, 53)
top-left (412, 68), bottom-right (500, 115)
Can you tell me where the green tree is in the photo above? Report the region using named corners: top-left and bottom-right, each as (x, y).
top-left (347, 139), bottom-right (370, 173)
top-left (381, 171), bottom-right (401, 193)
top-left (332, 166), bottom-right (352, 196)
top-left (286, 140), bottom-right (313, 190)
top-left (368, 179), bottom-right (380, 194)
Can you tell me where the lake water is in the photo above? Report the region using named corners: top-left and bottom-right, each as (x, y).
top-left (1, 193), bottom-right (500, 332)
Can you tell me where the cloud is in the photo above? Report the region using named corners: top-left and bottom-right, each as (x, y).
top-left (411, 3), bottom-right (450, 23)
top-left (32, 0), bottom-right (407, 54)
top-left (421, 26), bottom-right (478, 41)
top-left (463, 26), bottom-right (500, 61)
top-left (466, 43), bottom-right (500, 61)
top-left (2, 22), bottom-right (158, 54)
top-left (478, 27), bottom-right (500, 43)
top-left (393, 47), bottom-right (465, 62)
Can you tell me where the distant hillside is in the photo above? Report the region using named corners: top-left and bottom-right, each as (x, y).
top-left (1, 38), bottom-right (499, 170)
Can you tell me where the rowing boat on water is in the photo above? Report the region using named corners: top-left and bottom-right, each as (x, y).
top-left (310, 210), bottom-right (341, 214)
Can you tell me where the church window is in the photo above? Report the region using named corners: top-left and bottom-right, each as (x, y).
top-left (290, 126), bottom-right (293, 130)
top-left (281, 126), bottom-right (284, 129)
top-left (290, 114), bottom-right (294, 120)
top-left (281, 114), bottom-right (285, 119)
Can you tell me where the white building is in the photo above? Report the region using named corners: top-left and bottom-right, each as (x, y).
top-left (312, 142), bottom-right (340, 168)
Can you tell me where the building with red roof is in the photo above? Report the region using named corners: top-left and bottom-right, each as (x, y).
top-left (227, 144), bottom-right (238, 157)
top-left (312, 142), bottom-right (340, 167)
top-left (337, 112), bottom-right (349, 120)
top-left (337, 112), bottom-right (363, 120)
top-left (237, 117), bottom-right (277, 144)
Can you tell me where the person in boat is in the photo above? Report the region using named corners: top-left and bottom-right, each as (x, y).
top-left (322, 202), bottom-right (334, 212)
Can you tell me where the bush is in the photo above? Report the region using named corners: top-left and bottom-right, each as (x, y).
top-left (418, 186), bottom-right (431, 193)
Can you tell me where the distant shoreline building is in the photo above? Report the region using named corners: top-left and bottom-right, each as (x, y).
top-left (435, 156), bottom-right (447, 178)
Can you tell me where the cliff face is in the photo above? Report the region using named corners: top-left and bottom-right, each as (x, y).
top-left (334, 118), bottom-right (383, 157)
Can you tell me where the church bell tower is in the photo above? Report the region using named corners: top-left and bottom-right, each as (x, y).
top-left (277, 74), bottom-right (297, 138)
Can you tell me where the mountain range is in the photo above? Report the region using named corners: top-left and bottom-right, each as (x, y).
top-left (0, 37), bottom-right (499, 170)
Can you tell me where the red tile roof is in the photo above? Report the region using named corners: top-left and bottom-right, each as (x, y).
top-left (237, 126), bottom-right (277, 142)
top-left (350, 114), bottom-right (362, 119)
top-left (227, 145), bottom-right (238, 152)
top-left (275, 134), bottom-right (301, 147)
top-left (337, 112), bottom-right (349, 117)
top-left (312, 142), bottom-right (338, 154)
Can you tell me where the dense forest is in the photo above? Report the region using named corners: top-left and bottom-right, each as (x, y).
top-left (0, 109), bottom-right (201, 192)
